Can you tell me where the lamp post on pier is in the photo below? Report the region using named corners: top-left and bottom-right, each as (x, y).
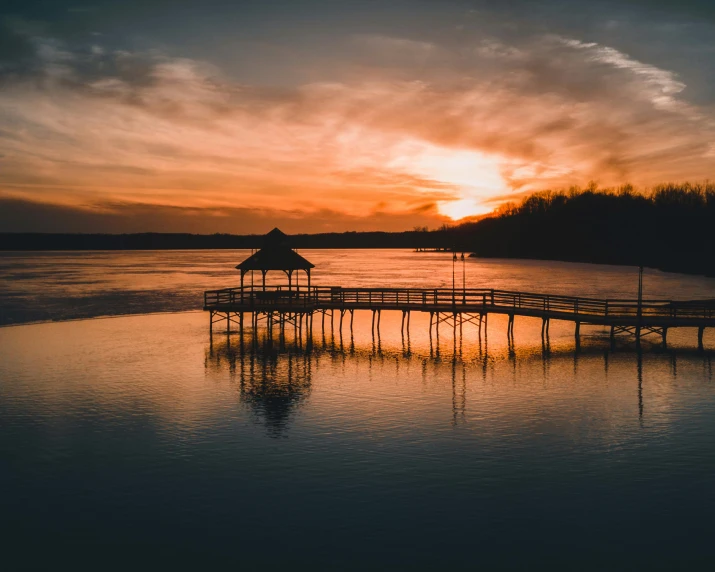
top-left (638, 265), bottom-right (643, 306)
top-left (636, 265), bottom-right (644, 346)
top-left (452, 251), bottom-right (457, 306)
top-left (461, 252), bottom-right (466, 304)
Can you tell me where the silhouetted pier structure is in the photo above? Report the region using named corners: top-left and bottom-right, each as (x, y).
top-left (204, 229), bottom-right (715, 350)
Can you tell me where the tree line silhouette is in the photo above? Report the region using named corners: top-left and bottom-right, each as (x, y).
top-left (449, 182), bottom-right (715, 276)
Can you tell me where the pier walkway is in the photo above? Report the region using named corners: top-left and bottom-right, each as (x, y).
top-left (204, 285), bottom-right (715, 349)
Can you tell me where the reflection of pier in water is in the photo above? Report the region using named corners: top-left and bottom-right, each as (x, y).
top-left (206, 322), bottom-right (713, 435)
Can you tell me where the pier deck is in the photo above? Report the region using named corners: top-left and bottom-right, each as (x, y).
top-left (204, 285), bottom-right (715, 348)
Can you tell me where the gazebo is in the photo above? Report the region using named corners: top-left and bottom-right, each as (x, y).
top-left (236, 228), bottom-right (314, 291)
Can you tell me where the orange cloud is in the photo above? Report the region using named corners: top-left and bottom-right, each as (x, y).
top-left (1, 31), bottom-right (713, 231)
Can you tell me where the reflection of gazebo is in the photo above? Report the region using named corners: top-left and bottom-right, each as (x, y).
top-left (205, 337), bottom-right (312, 438)
top-left (236, 228), bottom-right (314, 291)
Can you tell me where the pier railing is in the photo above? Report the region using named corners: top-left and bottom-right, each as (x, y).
top-left (204, 286), bottom-right (715, 320)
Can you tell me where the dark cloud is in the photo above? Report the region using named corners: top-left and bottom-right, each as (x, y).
top-left (64, 49), bottom-right (158, 89)
top-left (621, 0), bottom-right (715, 21)
top-left (0, 28), bottom-right (162, 93)
top-left (0, 22), bottom-right (34, 62)
top-left (0, 197), bottom-right (447, 234)
top-left (0, 20), bottom-right (42, 81)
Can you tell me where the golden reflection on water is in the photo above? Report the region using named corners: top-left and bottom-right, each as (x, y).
top-left (1, 309), bottom-right (713, 446)
top-left (205, 309), bottom-right (714, 439)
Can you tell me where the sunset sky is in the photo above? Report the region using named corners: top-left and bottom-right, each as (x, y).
top-left (1, 0), bottom-right (714, 233)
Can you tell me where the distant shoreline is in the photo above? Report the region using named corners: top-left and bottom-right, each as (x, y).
top-left (1, 230), bottom-right (714, 278)
top-left (0, 231), bottom-right (447, 251)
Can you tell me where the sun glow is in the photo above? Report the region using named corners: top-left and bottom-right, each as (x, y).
top-left (438, 198), bottom-right (490, 220)
top-left (389, 143), bottom-right (509, 220)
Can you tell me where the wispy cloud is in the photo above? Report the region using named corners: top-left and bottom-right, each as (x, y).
top-left (0, 196), bottom-right (443, 234)
top-left (556, 36), bottom-right (689, 112)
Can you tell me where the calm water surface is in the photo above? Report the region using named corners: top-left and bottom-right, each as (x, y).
top-left (2, 249), bottom-right (715, 325)
top-left (2, 251), bottom-right (715, 569)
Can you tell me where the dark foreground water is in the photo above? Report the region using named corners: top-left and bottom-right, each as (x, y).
top-left (2, 251), bottom-right (715, 569)
top-left (2, 310), bottom-right (715, 570)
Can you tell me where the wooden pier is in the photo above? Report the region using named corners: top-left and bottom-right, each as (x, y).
top-left (204, 285), bottom-right (715, 350)
top-left (206, 228), bottom-right (714, 351)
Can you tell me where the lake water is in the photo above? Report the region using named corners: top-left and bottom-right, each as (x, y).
top-left (3, 249), bottom-right (715, 326)
top-left (2, 250), bottom-right (715, 569)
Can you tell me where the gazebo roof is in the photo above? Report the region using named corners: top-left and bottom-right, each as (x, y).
top-left (263, 227), bottom-right (289, 247)
top-left (236, 228), bottom-right (314, 273)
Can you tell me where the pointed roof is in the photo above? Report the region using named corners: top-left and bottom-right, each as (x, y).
top-left (264, 227), bottom-right (289, 247)
top-left (236, 228), bottom-right (314, 273)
